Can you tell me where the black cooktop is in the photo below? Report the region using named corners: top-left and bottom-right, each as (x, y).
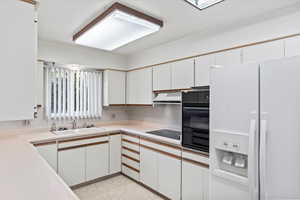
top-left (146, 129), bottom-right (181, 140)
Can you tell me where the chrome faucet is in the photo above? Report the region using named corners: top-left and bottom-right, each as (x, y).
top-left (72, 119), bottom-right (77, 129)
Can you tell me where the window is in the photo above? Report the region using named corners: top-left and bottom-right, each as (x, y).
top-left (184, 0), bottom-right (224, 10)
top-left (44, 63), bottom-right (102, 119)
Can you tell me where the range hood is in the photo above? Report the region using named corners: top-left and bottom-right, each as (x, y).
top-left (153, 92), bottom-right (181, 104)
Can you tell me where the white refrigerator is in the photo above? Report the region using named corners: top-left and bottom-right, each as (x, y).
top-left (209, 56), bottom-right (300, 200)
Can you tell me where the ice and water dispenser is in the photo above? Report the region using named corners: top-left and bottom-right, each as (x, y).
top-left (212, 130), bottom-right (249, 179)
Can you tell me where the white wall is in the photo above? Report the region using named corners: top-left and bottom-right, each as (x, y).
top-left (128, 11), bottom-right (300, 68)
top-left (38, 39), bottom-right (128, 69)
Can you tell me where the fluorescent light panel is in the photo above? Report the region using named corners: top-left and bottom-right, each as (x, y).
top-left (73, 3), bottom-right (163, 51)
top-left (185, 0), bottom-right (224, 10)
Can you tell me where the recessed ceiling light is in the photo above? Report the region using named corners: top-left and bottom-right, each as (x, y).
top-left (185, 0), bottom-right (224, 10)
top-left (73, 2), bottom-right (163, 51)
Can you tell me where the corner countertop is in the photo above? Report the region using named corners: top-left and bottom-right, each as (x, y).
top-left (0, 121), bottom-right (181, 200)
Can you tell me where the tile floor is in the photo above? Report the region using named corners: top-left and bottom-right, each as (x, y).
top-left (73, 175), bottom-right (164, 200)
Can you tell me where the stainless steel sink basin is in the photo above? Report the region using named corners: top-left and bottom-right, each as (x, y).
top-left (53, 127), bottom-right (106, 135)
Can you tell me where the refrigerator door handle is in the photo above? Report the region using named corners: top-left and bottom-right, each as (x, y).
top-left (260, 119), bottom-right (268, 200)
top-left (249, 119), bottom-right (258, 200)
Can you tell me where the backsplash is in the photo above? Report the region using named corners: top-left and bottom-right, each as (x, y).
top-left (126, 104), bottom-right (182, 131)
top-left (0, 105), bottom-right (182, 131)
top-left (0, 107), bottom-right (128, 130)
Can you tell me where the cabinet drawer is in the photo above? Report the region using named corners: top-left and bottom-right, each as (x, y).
top-left (58, 135), bottom-right (109, 149)
top-left (122, 140), bottom-right (140, 152)
top-left (122, 164), bottom-right (140, 182)
top-left (140, 138), bottom-right (181, 156)
top-left (122, 134), bottom-right (140, 143)
top-left (122, 155), bottom-right (140, 170)
top-left (182, 149), bottom-right (209, 166)
top-left (122, 147), bottom-right (140, 160)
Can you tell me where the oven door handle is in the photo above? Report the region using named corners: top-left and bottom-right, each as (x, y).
top-left (183, 107), bottom-right (209, 111)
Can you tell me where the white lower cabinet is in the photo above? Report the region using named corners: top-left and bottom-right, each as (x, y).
top-left (35, 142), bottom-right (57, 172)
top-left (140, 147), bottom-right (158, 191)
top-left (182, 161), bottom-right (209, 200)
top-left (140, 139), bottom-right (182, 200)
top-left (121, 134), bottom-right (141, 181)
top-left (58, 147), bottom-right (86, 186)
top-left (157, 153), bottom-right (181, 200)
top-left (58, 136), bottom-right (109, 186)
top-left (109, 134), bottom-right (121, 174)
top-left (36, 133), bottom-right (210, 199)
top-left (86, 142), bottom-right (109, 181)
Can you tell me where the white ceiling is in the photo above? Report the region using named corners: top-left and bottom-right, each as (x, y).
top-left (38, 0), bottom-right (300, 55)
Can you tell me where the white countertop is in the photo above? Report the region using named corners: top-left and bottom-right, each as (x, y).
top-left (0, 121), bottom-right (181, 200)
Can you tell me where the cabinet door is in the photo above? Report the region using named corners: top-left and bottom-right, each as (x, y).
top-left (182, 161), bottom-right (206, 200)
top-left (153, 64), bottom-right (171, 91)
top-left (171, 59), bottom-right (194, 89)
top-left (36, 62), bottom-right (44, 107)
top-left (140, 147), bottom-right (158, 191)
top-left (195, 55), bottom-right (215, 86)
top-left (203, 167), bottom-right (209, 200)
top-left (109, 134), bottom-right (121, 174)
top-left (104, 70), bottom-right (126, 105)
top-left (126, 70), bottom-right (138, 104)
top-left (0, 1), bottom-right (36, 121)
top-left (36, 143), bottom-right (57, 172)
top-left (285, 36), bottom-right (300, 58)
top-left (58, 148), bottom-right (85, 186)
top-left (158, 153), bottom-right (181, 200)
top-left (126, 68), bottom-right (152, 104)
top-left (215, 49), bottom-right (241, 66)
top-left (242, 40), bottom-right (284, 63)
top-left (86, 142), bottom-right (109, 181)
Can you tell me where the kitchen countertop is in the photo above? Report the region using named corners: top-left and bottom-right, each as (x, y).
top-left (0, 121), bottom-right (185, 200)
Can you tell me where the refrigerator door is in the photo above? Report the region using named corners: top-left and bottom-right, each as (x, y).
top-left (210, 63), bottom-right (259, 200)
top-left (260, 56), bottom-right (300, 200)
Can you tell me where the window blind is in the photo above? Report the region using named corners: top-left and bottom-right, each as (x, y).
top-left (45, 63), bottom-right (102, 119)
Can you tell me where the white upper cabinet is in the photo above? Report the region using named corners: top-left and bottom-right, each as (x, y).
top-left (0, 1), bottom-right (37, 121)
top-left (195, 55), bottom-right (215, 86)
top-left (153, 64), bottom-right (172, 91)
top-left (171, 59), bottom-right (194, 89)
top-left (103, 70), bottom-right (126, 106)
top-left (242, 40), bottom-right (284, 63)
top-left (126, 68), bottom-right (152, 105)
top-left (215, 49), bottom-right (242, 66)
top-left (285, 36), bottom-right (300, 58)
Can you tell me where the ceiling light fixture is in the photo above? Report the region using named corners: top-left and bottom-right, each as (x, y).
top-left (185, 0), bottom-right (225, 10)
top-left (73, 2), bottom-right (163, 51)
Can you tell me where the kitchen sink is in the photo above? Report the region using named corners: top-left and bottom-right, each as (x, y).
top-left (52, 127), bottom-right (106, 135)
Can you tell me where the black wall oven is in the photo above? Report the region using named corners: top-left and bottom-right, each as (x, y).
top-left (182, 86), bottom-right (209, 153)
